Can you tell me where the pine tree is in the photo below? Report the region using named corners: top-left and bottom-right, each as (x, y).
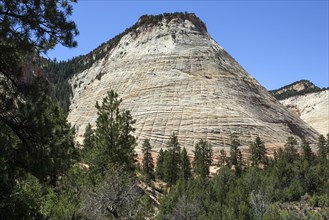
top-left (15, 82), bottom-right (78, 185)
top-left (229, 134), bottom-right (241, 167)
top-left (0, 1), bottom-right (79, 218)
top-left (301, 139), bottom-right (314, 162)
top-left (284, 136), bottom-right (299, 163)
top-left (317, 135), bottom-right (327, 160)
top-left (249, 136), bottom-right (267, 167)
top-left (142, 139), bottom-right (155, 181)
top-left (180, 147), bottom-right (192, 181)
top-left (327, 134), bottom-right (329, 156)
top-left (219, 149), bottom-right (228, 167)
top-left (82, 123), bottom-right (96, 164)
top-left (83, 123), bottom-right (94, 150)
top-left (193, 139), bottom-right (213, 178)
top-left (93, 90), bottom-right (136, 173)
top-left (156, 149), bottom-right (165, 180)
top-left (229, 135), bottom-right (243, 175)
top-left (164, 133), bottom-right (181, 186)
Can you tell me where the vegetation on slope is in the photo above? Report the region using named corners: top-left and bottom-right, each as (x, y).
top-left (269, 80), bottom-right (327, 100)
top-left (2, 2), bottom-right (328, 218)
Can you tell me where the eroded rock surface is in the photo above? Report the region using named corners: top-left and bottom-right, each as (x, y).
top-left (280, 90), bottom-right (329, 135)
top-left (67, 14), bottom-right (319, 150)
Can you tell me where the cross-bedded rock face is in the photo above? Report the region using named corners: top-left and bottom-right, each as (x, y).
top-left (280, 90), bottom-right (329, 135)
top-left (67, 13), bottom-right (319, 150)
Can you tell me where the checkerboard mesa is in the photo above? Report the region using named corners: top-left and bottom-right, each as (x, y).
top-left (67, 13), bottom-right (319, 150)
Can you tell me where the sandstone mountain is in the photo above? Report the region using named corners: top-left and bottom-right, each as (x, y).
top-left (280, 89), bottom-right (329, 135)
top-left (269, 80), bottom-right (328, 135)
top-left (67, 13), bottom-right (319, 150)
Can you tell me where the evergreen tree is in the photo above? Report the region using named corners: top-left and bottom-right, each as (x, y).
top-left (83, 123), bottom-right (94, 150)
top-left (180, 147), bottom-right (192, 180)
top-left (0, 81), bottom-right (79, 218)
top-left (317, 134), bottom-right (327, 160)
top-left (327, 134), bottom-right (329, 154)
top-left (164, 133), bottom-right (181, 186)
top-left (93, 90), bottom-right (136, 174)
top-left (249, 136), bottom-right (267, 167)
top-left (229, 135), bottom-right (243, 175)
top-left (0, 1), bottom-right (79, 218)
top-left (14, 82), bottom-right (78, 185)
top-left (301, 139), bottom-right (314, 162)
top-left (284, 136), bottom-right (299, 163)
top-left (82, 123), bottom-right (95, 164)
top-left (229, 135), bottom-right (241, 167)
top-left (237, 149), bottom-right (244, 168)
top-left (193, 139), bottom-right (213, 178)
top-left (156, 148), bottom-right (165, 180)
top-left (219, 149), bottom-right (228, 167)
top-left (142, 139), bottom-right (155, 181)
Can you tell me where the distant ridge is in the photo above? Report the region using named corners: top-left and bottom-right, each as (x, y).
top-left (269, 80), bottom-right (327, 100)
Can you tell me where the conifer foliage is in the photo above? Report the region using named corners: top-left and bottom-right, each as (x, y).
top-left (93, 90), bottom-right (136, 173)
top-left (180, 147), bottom-right (192, 180)
top-left (229, 135), bottom-right (243, 170)
top-left (0, 1), bottom-right (79, 218)
top-left (156, 148), bottom-right (166, 180)
top-left (164, 133), bottom-right (181, 186)
top-left (193, 139), bottom-right (213, 178)
top-left (249, 136), bottom-right (267, 167)
top-left (318, 134), bottom-right (327, 160)
top-left (142, 138), bottom-right (155, 181)
top-left (83, 123), bottom-right (94, 150)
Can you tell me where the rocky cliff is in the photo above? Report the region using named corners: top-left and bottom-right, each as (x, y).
top-left (280, 90), bottom-right (329, 135)
top-left (67, 13), bottom-right (319, 150)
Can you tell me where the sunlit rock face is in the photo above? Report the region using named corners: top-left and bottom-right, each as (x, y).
top-left (67, 13), bottom-right (319, 150)
top-left (280, 90), bottom-right (329, 135)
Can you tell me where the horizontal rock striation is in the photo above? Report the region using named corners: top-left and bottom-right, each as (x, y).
top-left (67, 13), bottom-right (319, 150)
top-left (280, 90), bottom-right (329, 135)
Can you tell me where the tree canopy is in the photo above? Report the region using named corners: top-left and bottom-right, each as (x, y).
top-left (93, 90), bottom-right (136, 173)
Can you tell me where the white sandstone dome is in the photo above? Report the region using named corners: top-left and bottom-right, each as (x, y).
top-left (67, 13), bottom-right (319, 150)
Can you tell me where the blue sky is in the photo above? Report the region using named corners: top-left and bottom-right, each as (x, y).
top-left (46, 0), bottom-right (328, 90)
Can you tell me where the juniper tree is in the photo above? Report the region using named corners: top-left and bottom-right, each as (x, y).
top-left (81, 167), bottom-right (142, 219)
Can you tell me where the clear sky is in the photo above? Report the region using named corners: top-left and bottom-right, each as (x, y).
top-left (46, 0), bottom-right (329, 90)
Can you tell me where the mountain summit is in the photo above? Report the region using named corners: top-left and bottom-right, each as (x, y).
top-left (67, 13), bottom-right (318, 149)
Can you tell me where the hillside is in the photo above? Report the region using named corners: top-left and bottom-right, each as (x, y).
top-left (269, 80), bottom-right (324, 100)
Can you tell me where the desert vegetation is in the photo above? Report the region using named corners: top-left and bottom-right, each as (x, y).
top-left (269, 80), bottom-right (328, 100)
